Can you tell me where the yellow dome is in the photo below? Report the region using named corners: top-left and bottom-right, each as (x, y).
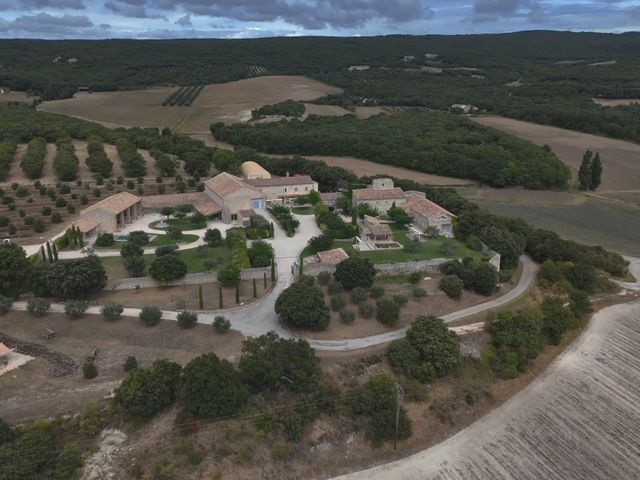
top-left (241, 161), bottom-right (271, 180)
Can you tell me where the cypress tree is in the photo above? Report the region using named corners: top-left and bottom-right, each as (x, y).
top-left (299, 257), bottom-right (304, 276)
top-left (79, 230), bottom-right (84, 248)
top-left (198, 285), bottom-right (204, 309)
top-left (52, 243), bottom-right (59, 262)
top-left (578, 150), bottom-right (593, 191)
top-left (46, 241), bottom-right (53, 263)
top-left (252, 278), bottom-right (257, 298)
top-left (591, 152), bottom-right (603, 190)
top-left (40, 245), bottom-right (46, 262)
top-left (351, 210), bottom-right (357, 225)
top-left (235, 284), bottom-right (240, 304)
top-left (271, 258), bottom-right (276, 283)
top-left (218, 285), bottom-right (223, 309)
top-left (263, 271), bottom-right (267, 289)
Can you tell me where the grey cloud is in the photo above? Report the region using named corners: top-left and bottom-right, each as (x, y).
top-left (472, 0), bottom-right (545, 23)
top-left (18, 0), bottom-right (85, 9)
top-left (175, 13), bottom-right (191, 26)
top-left (105, 0), bottom-right (165, 19)
top-left (0, 12), bottom-right (94, 34)
top-left (151, 0), bottom-right (434, 29)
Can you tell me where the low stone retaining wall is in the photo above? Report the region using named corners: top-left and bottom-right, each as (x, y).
top-left (298, 258), bottom-right (447, 278)
top-left (107, 266), bottom-right (274, 291)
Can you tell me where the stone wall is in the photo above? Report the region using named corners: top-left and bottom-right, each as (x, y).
top-left (481, 242), bottom-right (501, 271)
top-left (107, 265), bottom-right (274, 291)
top-left (296, 258), bottom-right (447, 278)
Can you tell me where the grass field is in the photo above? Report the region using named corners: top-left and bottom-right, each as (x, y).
top-left (150, 218), bottom-right (207, 230)
top-left (100, 245), bottom-right (232, 280)
top-left (94, 233), bottom-right (199, 250)
top-left (38, 76), bottom-right (341, 133)
top-left (473, 197), bottom-right (640, 257)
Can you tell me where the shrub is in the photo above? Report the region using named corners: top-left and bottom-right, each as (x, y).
top-left (177, 310), bottom-right (197, 329)
top-left (167, 225), bottom-right (183, 240)
top-left (350, 286), bottom-right (368, 304)
top-left (149, 255), bottom-right (187, 283)
top-left (64, 299), bottom-right (88, 319)
top-left (218, 264), bottom-right (241, 287)
top-left (440, 275), bottom-right (463, 300)
top-left (472, 262), bottom-right (498, 296)
top-left (275, 282), bottom-right (330, 331)
top-left (376, 297), bottom-right (400, 326)
top-left (327, 280), bottom-right (343, 295)
top-left (392, 294), bottom-right (408, 307)
top-left (408, 271), bottom-right (422, 284)
top-left (123, 355), bottom-right (138, 372)
top-left (33, 219), bottom-right (45, 232)
top-left (213, 316), bottom-right (231, 333)
top-left (83, 362), bottom-right (98, 379)
top-left (339, 307), bottom-right (355, 324)
top-left (358, 301), bottom-right (375, 318)
top-left (271, 442), bottom-right (296, 461)
top-left (204, 228), bottom-right (223, 246)
top-left (51, 212), bottom-right (63, 224)
top-left (123, 255), bottom-right (146, 277)
top-left (330, 295), bottom-right (346, 312)
top-left (41, 206), bottom-right (52, 216)
top-left (116, 359), bottom-right (181, 417)
top-left (0, 295), bottom-right (13, 314)
top-left (139, 306), bottom-right (162, 327)
top-left (27, 297), bottom-right (50, 316)
top-left (155, 244), bottom-right (179, 256)
top-left (120, 241), bottom-right (143, 258)
top-left (248, 240), bottom-right (274, 268)
top-left (387, 338), bottom-right (420, 375)
top-left (412, 287), bottom-right (427, 298)
top-left (55, 197), bottom-right (67, 208)
top-left (317, 271), bottom-right (331, 285)
top-left (369, 285), bottom-right (385, 299)
top-left (306, 234), bottom-right (333, 254)
top-left (406, 316), bottom-right (462, 378)
top-left (334, 257), bottom-right (375, 290)
top-left (128, 230), bottom-right (149, 246)
top-left (102, 303), bottom-right (124, 321)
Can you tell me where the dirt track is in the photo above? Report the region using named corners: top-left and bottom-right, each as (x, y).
top-left (472, 116), bottom-right (640, 201)
top-left (335, 300), bottom-right (640, 480)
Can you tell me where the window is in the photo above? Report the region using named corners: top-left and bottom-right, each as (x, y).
top-left (304, 186), bottom-right (308, 191)
top-left (231, 214), bottom-right (238, 221)
top-left (294, 187), bottom-right (298, 192)
top-left (284, 188), bottom-right (287, 192)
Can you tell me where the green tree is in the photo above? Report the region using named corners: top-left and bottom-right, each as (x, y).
top-left (218, 264), bottom-right (241, 287)
top-left (0, 243), bottom-right (33, 298)
top-left (275, 281), bottom-right (330, 330)
top-left (115, 359), bottom-right (182, 417)
top-left (375, 297), bottom-right (400, 326)
top-left (248, 240), bottom-right (274, 267)
top-left (32, 255), bottom-right (107, 298)
top-left (540, 296), bottom-right (575, 345)
top-left (472, 262), bottom-right (498, 296)
top-left (578, 150), bottom-right (593, 191)
top-left (123, 255), bottom-right (146, 277)
top-left (180, 353), bottom-right (248, 419)
top-left (591, 152), bottom-right (602, 190)
top-left (120, 241), bottom-right (143, 258)
top-left (334, 257), bottom-right (375, 290)
top-left (149, 255), bottom-right (187, 283)
top-left (405, 316), bottom-right (461, 378)
top-left (388, 202), bottom-right (413, 225)
top-left (204, 228), bottom-right (223, 246)
top-left (439, 274), bottom-right (463, 299)
top-left (239, 331), bottom-right (322, 394)
top-left (139, 306), bottom-right (162, 327)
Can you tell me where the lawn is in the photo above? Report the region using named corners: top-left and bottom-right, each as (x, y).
top-left (149, 218), bottom-right (207, 231)
top-left (291, 206), bottom-right (315, 215)
top-left (100, 245), bottom-right (233, 280)
top-left (93, 233), bottom-right (199, 250)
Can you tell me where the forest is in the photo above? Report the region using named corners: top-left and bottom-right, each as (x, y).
top-left (1, 31), bottom-right (639, 143)
top-left (212, 111), bottom-right (570, 189)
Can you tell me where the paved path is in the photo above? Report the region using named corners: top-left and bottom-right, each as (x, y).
top-left (618, 256), bottom-right (640, 290)
top-left (332, 300), bottom-right (640, 480)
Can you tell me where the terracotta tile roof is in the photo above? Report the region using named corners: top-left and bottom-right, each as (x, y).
top-left (317, 248), bottom-right (350, 265)
top-left (238, 209), bottom-right (255, 218)
top-left (81, 192), bottom-right (141, 215)
top-left (320, 192), bottom-right (342, 201)
top-left (192, 194), bottom-right (222, 216)
top-left (141, 193), bottom-right (201, 209)
top-left (366, 223), bottom-right (393, 237)
top-left (353, 187), bottom-right (405, 202)
top-left (73, 218), bottom-right (99, 233)
top-left (0, 342), bottom-right (14, 357)
top-left (246, 175), bottom-right (315, 187)
top-left (205, 172), bottom-right (262, 198)
top-left (402, 194), bottom-right (455, 221)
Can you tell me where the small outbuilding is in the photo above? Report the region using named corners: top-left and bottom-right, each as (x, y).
top-left (79, 192), bottom-right (142, 234)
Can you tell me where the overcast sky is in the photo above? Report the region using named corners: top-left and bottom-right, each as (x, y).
top-left (0, 0), bottom-right (638, 39)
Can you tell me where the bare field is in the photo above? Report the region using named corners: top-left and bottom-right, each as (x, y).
top-left (38, 87), bottom-right (188, 130)
top-left (593, 98), bottom-right (640, 107)
top-left (338, 300), bottom-right (640, 480)
top-left (0, 91), bottom-right (32, 103)
top-left (472, 115), bottom-right (640, 200)
top-left (458, 187), bottom-right (584, 205)
top-left (0, 311), bottom-right (244, 423)
top-left (37, 76), bottom-right (341, 133)
top-left (302, 155), bottom-right (474, 186)
top-left (303, 103), bottom-right (350, 118)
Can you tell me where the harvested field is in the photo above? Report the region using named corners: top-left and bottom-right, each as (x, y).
top-left (299, 155), bottom-right (474, 186)
top-left (104, 143), bottom-right (124, 177)
top-left (593, 98), bottom-right (640, 107)
top-left (472, 116), bottom-right (640, 201)
top-left (39, 76), bottom-right (341, 133)
top-left (458, 187), bottom-right (583, 205)
top-left (73, 140), bottom-right (92, 180)
top-left (337, 300), bottom-right (640, 480)
top-left (354, 106), bottom-right (389, 118)
top-left (470, 196), bottom-right (640, 257)
top-left (0, 91), bottom-right (31, 103)
top-left (38, 87), bottom-right (190, 130)
top-left (303, 103), bottom-right (350, 118)
top-left (0, 311), bottom-right (244, 422)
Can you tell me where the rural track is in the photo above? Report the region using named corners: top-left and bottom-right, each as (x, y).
top-left (331, 299), bottom-right (640, 480)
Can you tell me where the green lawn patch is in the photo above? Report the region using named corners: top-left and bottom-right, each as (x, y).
top-left (360, 237), bottom-right (482, 264)
top-left (93, 233), bottom-right (199, 250)
top-left (149, 218), bottom-right (206, 231)
top-left (291, 207), bottom-right (315, 215)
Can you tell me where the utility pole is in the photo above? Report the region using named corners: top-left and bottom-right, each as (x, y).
top-left (395, 381), bottom-right (404, 451)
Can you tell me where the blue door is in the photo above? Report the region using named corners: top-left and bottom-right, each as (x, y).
top-left (252, 199), bottom-right (263, 209)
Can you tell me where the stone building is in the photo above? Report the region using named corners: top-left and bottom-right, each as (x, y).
top-left (352, 178), bottom-right (405, 213)
top-left (79, 191), bottom-right (142, 235)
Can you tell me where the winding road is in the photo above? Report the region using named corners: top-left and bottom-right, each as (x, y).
top-left (13, 213), bottom-right (537, 351)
